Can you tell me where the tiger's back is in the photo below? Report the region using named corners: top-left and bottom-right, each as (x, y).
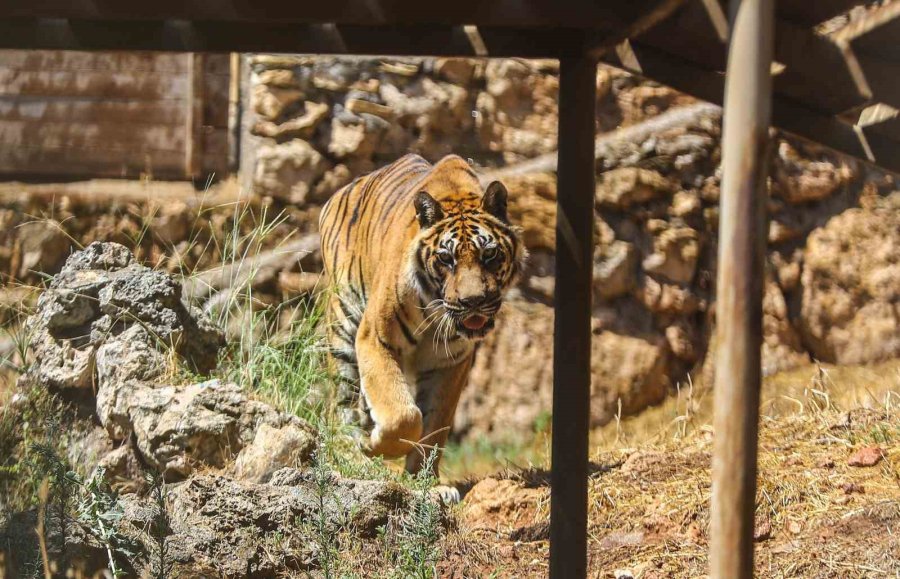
top-left (319, 154), bottom-right (434, 384)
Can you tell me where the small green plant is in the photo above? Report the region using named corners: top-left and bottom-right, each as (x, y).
top-left (144, 471), bottom-right (172, 579)
top-left (392, 450), bottom-right (443, 579)
top-left (310, 449), bottom-right (341, 579)
top-left (28, 424), bottom-right (79, 569)
top-left (77, 468), bottom-right (136, 577)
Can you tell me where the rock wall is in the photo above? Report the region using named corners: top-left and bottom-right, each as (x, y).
top-left (242, 55), bottom-right (899, 442)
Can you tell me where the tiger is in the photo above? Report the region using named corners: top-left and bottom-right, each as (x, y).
top-left (319, 153), bottom-right (525, 477)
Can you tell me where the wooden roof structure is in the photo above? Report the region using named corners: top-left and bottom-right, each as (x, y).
top-left (2, 1), bottom-right (897, 577)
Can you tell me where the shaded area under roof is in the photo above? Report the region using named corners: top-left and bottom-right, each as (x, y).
top-left (1, 0), bottom-right (897, 172)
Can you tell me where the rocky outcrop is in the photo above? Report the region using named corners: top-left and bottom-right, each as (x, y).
top-left (22, 242), bottom-right (316, 482)
top-left (25, 241), bottom-right (222, 391)
top-left (106, 468), bottom-right (423, 577)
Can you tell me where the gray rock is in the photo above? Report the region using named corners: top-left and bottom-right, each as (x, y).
top-left (97, 377), bottom-right (316, 481)
top-left (61, 241), bottom-right (135, 272)
top-left (25, 242), bottom-right (224, 394)
top-left (233, 421), bottom-right (317, 483)
top-left (111, 470), bottom-right (425, 577)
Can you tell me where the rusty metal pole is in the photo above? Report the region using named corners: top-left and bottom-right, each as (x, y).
top-left (549, 54), bottom-right (597, 579)
top-left (710, 0), bottom-right (774, 577)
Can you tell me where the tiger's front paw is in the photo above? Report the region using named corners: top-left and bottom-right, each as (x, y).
top-left (368, 405), bottom-right (423, 459)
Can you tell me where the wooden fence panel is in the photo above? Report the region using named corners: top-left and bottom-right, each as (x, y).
top-left (0, 49), bottom-right (230, 179)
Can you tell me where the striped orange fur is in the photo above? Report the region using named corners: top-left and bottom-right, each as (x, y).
top-left (319, 154), bottom-right (525, 475)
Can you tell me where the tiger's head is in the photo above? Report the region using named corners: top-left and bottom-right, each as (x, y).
top-left (410, 180), bottom-right (526, 340)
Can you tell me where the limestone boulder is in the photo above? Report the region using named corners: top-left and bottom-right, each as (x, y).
top-left (251, 84), bottom-right (305, 121)
top-left (594, 241), bottom-right (638, 300)
top-left (97, 378), bottom-right (316, 480)
top-left (596, 168), bottom-right (673, 209)
top-left (799, 193), bottom-right (900, 364)
top-left (253, 139), bottom-right (329, 204)
top-left (773, 140), bottom-right (857, 204)
top-left (642, 225), bottom-right (701, 285)
top-left (70, 469), bottom-right (425, 578)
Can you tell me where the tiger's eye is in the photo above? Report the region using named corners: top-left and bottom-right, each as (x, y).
top-left (482, 246), bottom-right (499, 262)
top-left (437, 249), bottom-right (454, 266)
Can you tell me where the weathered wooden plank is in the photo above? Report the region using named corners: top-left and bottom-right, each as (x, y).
top-left (636, 0), bottom-right (728, 71)
top-left (0, 48), bottom-right (191, 72)
top-left (0, 98), bottom-right (189, 125)
top-left (201, 128), bottom-right (229, 176)
top-left (711, 2), bottom-right (773, 576)
top-left (0, 20), bottom-right (594, 57)
top-left (605, 43), bottom-right (900, 173)
top-left (186, 53), bottom-right (204, 178)
top-left (0, 144), bottom-right (185, 178)
top-left (772, 19), bottom-right (870, 114)
top-left (853, 55), bottom-right (900, 108)
top-left (0, 133), bottom-right (226, 180)
top-left (776, 0), bottom-right (864, 26)
top-left (549, 55), bottom-right (596, 579)
top-left (1, 0), bottom-right (678, 30)
top-left (833, 1), bottom-right (900, 60)
top-left (0, 68), bottom-right (188, 99)
top-left (0, 119), bottom-right (187, 155)
top-left (202, 71), bottom-right (230, 128)
top-left (636, 1), bottom-right (870, 115)
top-left (203, 53), bottom-right (231, 76)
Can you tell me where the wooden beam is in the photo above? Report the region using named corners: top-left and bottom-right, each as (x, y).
top-left (710, 0), bottom-right (773, 577)
top-left (772, 18), bottom-right (871, 115)
top-left (832, 3), bottom-right (900, 108)
top-left (185, 53), bottom-right (204, 178)
top-left (832, 1), bottom-right (900, 59)
top-left (0, 0), bottom-right (676, 30)
top-left (776, 0), bottom-right (862, 26)
top-left (0, 19), bottom-right (595, 57)
top-left (605, 43), bottom-right (900, 174)
top-left (636, 0), bottom-right (870, 115)
top-left (549, 54), bottom-right (596, 579)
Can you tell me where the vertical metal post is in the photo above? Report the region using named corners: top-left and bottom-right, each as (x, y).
top-left (550, 54), bottom-right (597, 579)
top-left (710, 1), bottom-right (773, 577)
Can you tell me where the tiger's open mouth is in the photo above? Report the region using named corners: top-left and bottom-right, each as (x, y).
top-left (456, 313), bottom-right (495, 339)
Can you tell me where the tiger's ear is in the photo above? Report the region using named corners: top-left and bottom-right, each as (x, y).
top-left (482, 181), bottom-right (509, 223)
top-left (414, 191), bottom-right (444, 228)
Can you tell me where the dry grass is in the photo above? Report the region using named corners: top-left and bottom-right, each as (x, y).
top-left (447, 360), bottom-right (900, 578)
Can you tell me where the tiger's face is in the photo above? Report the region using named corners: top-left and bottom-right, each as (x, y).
top-left (411, 181), bottom-right (525, 340)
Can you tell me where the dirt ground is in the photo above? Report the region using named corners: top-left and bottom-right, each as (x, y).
top-left (439, 361), bottom-right (900, 578)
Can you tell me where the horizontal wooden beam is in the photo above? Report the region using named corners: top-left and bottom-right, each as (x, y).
top-left (637, 0), bottom-right (871, 115)
top-left (0, 19), bottom-right (594, 57)
top-left (776, 0), bottom-right (863, 26)
top-left (0, 0), bottom-right (674, 30)
top-left (606, 42), bottom-right (900, 174)
top-left (833, 1), bottom-right (900, 59)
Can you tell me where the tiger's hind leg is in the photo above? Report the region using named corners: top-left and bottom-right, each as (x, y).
top-left (325, 290), bottom-right (373, 433)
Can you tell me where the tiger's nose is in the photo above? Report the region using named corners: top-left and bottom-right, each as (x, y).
top-left (458, 295), bottom-right (486, 308)
top-left (458, 291), bottom-right (499, 309)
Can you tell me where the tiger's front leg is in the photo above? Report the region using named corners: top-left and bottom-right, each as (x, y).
top-left (405, 356), bottom-right (474, 476)
top-left (356, 314), bottom-right (423, 459)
